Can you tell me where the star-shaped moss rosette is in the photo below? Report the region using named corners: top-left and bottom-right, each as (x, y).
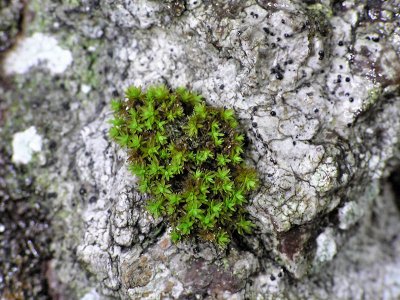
top-left (109, 85), bottom-right (258, 247)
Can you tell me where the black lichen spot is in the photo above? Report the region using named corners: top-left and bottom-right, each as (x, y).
top-left (372, 36), bottom-right (380, 43)
top-left (48, 140), bottom-right (57, 150)
top-left (318, 50), bottom-right (325, 60)
top-left (271, 64), bottom-right (284, 80)
top-left (250, 11), bottom-right (259, 19)
top-left (79, 187), bottom-right (87, 195)
top-left (284, 59), bottom-right (293, 66)
top-left (275, 73), bottom-right (284, 80)
top-left (62, 102), bottom-right (70, 111)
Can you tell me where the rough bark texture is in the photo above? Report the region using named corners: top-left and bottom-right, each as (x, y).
top-left (1, 0), bottom-right (400, 299)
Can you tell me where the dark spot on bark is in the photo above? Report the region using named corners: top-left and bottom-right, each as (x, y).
top-left (271, 64), bottom-right (284, 80)
top-left (47, 192), bottom-right (58, 198)
top-left (278, 225), bottom-right (314, 261)
top-left (388, 169), bottom-right (400, 212)
top-left (318, 50), bottom-right (325, 60)
top-left (332, 0), bottom-right (346, 15)
top-left (79, 187), bottom-right (86, 195)
top-left (49, 140), bottom-right (57, 150)
top-left (372, 36), bottom-right (380, 42)
top-left (62, 102), bottom-right (70, 112)
top-left (182, 259), bottom-right (242, 295)
top-left (89, 196), bottom-right (98, 203)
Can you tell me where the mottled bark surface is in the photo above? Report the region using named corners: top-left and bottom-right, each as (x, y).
top-left (1, 0), bottom-right (400, 299)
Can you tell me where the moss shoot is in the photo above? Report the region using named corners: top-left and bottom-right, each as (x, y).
top-left (109, 85), bottom-right (258, 247)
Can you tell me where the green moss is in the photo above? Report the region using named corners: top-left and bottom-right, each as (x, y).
top-left (109, 85), bottom-right (259, 247)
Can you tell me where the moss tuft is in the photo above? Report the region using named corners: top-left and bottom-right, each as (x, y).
top-left (109, 85), bottom-right (258, 247)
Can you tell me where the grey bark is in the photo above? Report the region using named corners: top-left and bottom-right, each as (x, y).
top-left (1, 0), bottom-right (400, 299)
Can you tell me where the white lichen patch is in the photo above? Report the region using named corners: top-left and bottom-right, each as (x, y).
top-left (314, 228), bottom-right (337, 264)
top-left (309, 161), bottom-right (338, 193)
top-left (251, 266), bottom-right (285, 297)
top-left (12, 126), bottom-right (43, 164)
top-left (4, 32), bottom-right (73, 75)
top-left (338, 201), bottom-right (364, 230)
top-left (80, 289), bottom-right (101, 300)
top-left (81, 84), bottom-right (92, 94)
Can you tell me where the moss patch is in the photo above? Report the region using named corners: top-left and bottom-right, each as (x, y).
top-left (109, 85), bottom-right (259, 247)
